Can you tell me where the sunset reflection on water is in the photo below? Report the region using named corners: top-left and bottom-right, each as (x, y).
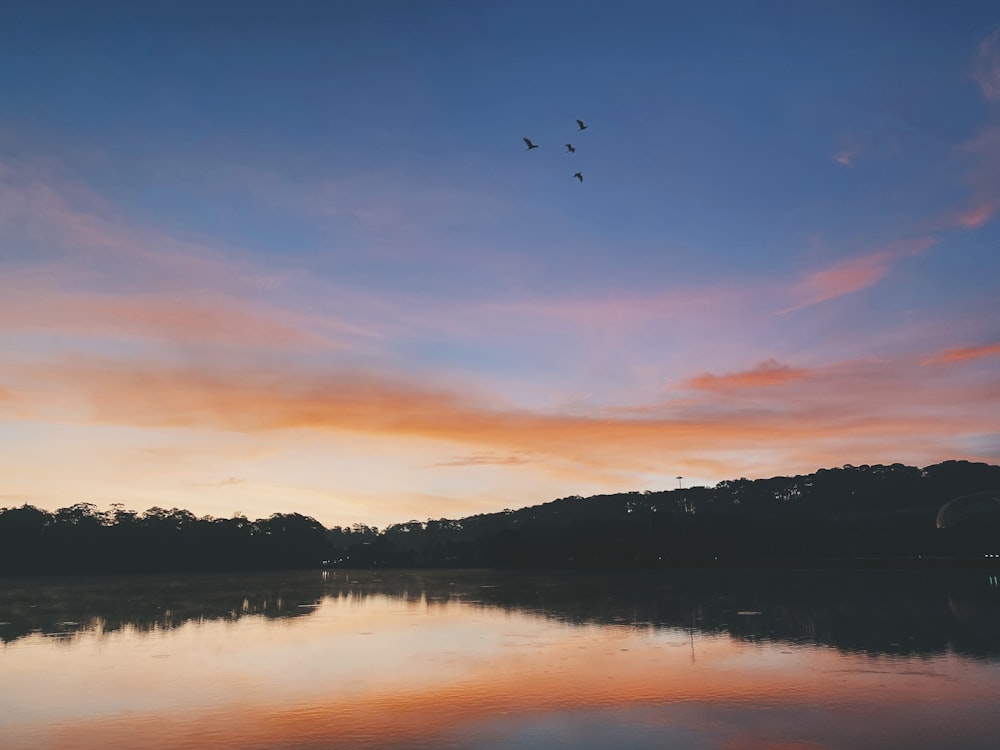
top-left (2, 569), bottom-right (999, 750)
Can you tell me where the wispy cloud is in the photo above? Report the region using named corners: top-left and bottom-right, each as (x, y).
top-left (940, 124), bottom-right (1000, 232)
top-left (434, 452), bottom-right (537, 468)
top-left (973, 28), bottom-right (1000, 102)
top-left (922, 341), bottom-right (1000, 365)
top-left (686, 359), bottom-right (812, 391)
top-left (780, 239), bottom-right (935, 313)
top-left (0, 159), bottom-right (390, 352)
top-left (0, 286), bottom-right (329, 350)
top-left (950, 198), bottom-right (1000, 229)
top-left (7, 352), bottom-right (998, 482)
top-left (833, 146), bottom-right (860, 167)
top-left (188, 476), bottom-right (246, 487)
top-left (0, 159), bottom-right (241, 288)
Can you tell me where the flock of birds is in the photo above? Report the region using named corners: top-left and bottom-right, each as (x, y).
top-left (523, 119), bottom-right (588, 183)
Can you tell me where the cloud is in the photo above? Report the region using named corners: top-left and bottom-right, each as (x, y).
top-left (0, 159), bottom-right (391, 352)
top-left (0, 159), bottom-right (240, 288)
top-left (938, 125), bottom-right (1000, 232)
top-left (686, 359), bottom-right (812, 391)
top-left (833, 147), bottom-right (860, 167)
top-left (434, 452), bottom-right (537, 468)
top-left (792, 252), bottom-right (891, 306)
top-left (9, 352), bottom-right (999, 483)
top-left (188, 476), bottom-right (246, 487)
top-left (973, 28), bottom-right (1000, 102)
top-left (950, 198), bottom-right (1000, 229)
top-left (0, 286), bottom-right (330, 350)
top-left (780, 239), bottom-right (935, 313)
top-left (922, 341), bottom-right (1000, 365)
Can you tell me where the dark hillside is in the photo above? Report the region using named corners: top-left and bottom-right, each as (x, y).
top-left (2, 461), bottom-right (998, 574)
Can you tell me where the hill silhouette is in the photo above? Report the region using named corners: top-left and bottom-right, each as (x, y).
top-left (2, 460), bottom-right (999, 574)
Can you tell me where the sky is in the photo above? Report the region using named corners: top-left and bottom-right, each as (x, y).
top-left (1, 0), bottom-right (999, 529)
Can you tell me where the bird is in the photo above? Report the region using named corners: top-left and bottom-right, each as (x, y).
top-left (523, 137), bottom-right (538, 150)
top-left (576, 119), bottom-right (587, 131)
top-left (565, 143), bottom-right (575, 153)
top-left (573, 172), bottom-right (583, 183)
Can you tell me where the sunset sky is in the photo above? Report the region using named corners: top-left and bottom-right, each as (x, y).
top-left (2, 1), bottom-right (999, 528)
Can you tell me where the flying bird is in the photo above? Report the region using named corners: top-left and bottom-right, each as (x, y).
top-left (565, 143), bottom-right (575, 153)
top-left (523, 137), bottom-right (538, 150)
top-left (576, 119), bottom-right (587, 131)
top-left (573, 172), bottom-right (583, 183)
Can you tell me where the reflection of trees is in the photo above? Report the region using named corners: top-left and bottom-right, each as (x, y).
top-left (4, 569), bottom-right (1000, 660)
top-left (0, 572), bottom-right (328, 644)
top-left (424, 569), bottom-right (1000, 659)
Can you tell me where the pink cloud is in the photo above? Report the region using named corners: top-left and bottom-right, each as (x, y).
top-left (686, 359), bottom-right (812, 391)
top-left (952, 198), bottom-right (1000, 229)
top-left (784, 252), bottom-right (893, 310)
top-left (0, 160), bottom-right (394, 351)
top-left (0, 158), bottom-right (302, 298)
top-left (0, 286), bottom-right (330, 350)
top-left (922, 341), bottom-right (1000, 365)
top-left (781, 238), bottom-right (935, 313)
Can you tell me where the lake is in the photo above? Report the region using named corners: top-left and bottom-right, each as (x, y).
top-left (2, 568), bottom-right (1000, 749)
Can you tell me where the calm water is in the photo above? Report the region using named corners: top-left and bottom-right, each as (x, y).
top-left (2, 568), bottom-right (1000, 750)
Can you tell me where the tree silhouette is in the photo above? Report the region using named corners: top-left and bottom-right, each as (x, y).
top-left (2, 460), bottom-right (999, 574)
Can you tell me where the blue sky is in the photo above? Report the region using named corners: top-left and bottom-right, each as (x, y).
top-left (1, 1), bottom-right (999, 527)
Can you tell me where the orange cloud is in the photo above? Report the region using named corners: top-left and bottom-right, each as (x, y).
top-left (9, 353), bottom-right (998, 483)
top-left (922, 341), bottom-right (1000, 365)
top-left (687, 359), bottom-right (812, 391)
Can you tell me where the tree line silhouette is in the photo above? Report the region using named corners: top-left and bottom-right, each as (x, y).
top-left (0, 505), bottom-right (329, 575)
top-left (2, 460), bottom-right (999, 575)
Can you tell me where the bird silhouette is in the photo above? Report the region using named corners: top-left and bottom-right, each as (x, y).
top-left (573, 172), bottom-right (583, 182)
top-left (576, 119), bottom-right (587, 131)
top-left (523, 137), bottom-right (539, 150)
top-left (565, 143), bottom-right (575, 153)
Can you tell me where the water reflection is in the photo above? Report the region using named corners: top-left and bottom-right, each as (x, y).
top-left (3, 568), bottom-right (1000, 657)
top-left (0, 571), bottom-right (323, 643)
